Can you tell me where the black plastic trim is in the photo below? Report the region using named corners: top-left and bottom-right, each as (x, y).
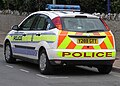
top-left (50, 60), bottom-right (115, 66)
top-left (15, 45), bottom-right (35, 50)
top-left (68, 35), bottom-right (106, 38)
top-left (13, 55), bottom-right (38, 64)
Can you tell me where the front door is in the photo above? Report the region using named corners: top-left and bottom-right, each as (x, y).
top-left (12, 14), bottom-right (37, 58)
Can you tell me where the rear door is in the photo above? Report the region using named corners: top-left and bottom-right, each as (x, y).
top-left (31, 14), bottom-right (56, 45)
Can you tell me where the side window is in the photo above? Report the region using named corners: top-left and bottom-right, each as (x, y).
top-left (33, 15), bottom-right (55, 30)
top-left (19, 15), bottom-right (37, 30)
top-left (46, 18), bottom-right (55, 30)
top-left (36, 17), bottom-right (46, 30)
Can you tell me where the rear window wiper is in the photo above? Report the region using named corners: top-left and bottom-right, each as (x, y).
top-left (86, 30), bottom-right (105, 33)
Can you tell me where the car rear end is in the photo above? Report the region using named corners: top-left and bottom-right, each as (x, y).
top-left (50, 13), bottom-right (116, 73)
top-left (46, 4), bottom-right (116, 74)
top-left (51, 14), bottom-right (115, 61)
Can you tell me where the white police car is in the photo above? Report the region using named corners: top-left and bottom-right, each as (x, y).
top-left (4, 4), bottom-right (116, 74)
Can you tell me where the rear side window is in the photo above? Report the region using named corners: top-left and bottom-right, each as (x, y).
top-left (61, 17), bottom-right (108, 32)
top-left (35, 17), bottom-right (46, 30)
top-left (33, 15), bottom-right (55, 30)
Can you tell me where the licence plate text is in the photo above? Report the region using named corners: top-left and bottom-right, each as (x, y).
top-left (77, 38), bottom-right (98, 44)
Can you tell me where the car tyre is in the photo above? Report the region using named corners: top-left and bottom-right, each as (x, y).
top-left (4, 42), bottom-right (16, 63)
top-left (97, 65), bottom-right (112, 74)
top-left (39, 49), bottom-right (53, 75)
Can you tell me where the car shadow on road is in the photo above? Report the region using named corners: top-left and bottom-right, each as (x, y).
top-left (52, 66), bottom-right (100, 76)
top-left (13, 60), bottom-right (102, 76)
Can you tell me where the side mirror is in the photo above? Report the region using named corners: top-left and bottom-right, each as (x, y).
top-left (11, 25), bottom-right (19, 30)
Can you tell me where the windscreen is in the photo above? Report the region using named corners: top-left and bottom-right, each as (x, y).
top-left (61, 17), bottom-right (108, 32)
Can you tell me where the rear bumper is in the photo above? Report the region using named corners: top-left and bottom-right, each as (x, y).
top-left (48, 49), bottom-right (116, 60)
top-left (50, 60), bottom-right (115, 66)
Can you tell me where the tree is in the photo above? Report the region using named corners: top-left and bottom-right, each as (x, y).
top-left (56, 0), bottom-right (67, 4)
top-left (0, 0), bottom-right (4, 10)
top-left (111, 0), bottom-right (120, 13)
top-left (1, 0), bottom-right (120, 13)
top-left (23, 0), bottom-right (37, 12)
top-left (78, 0), bottom-right (107, 13)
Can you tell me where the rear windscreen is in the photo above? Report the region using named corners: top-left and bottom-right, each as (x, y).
top-left (61, 17), bottom-right (107, 32)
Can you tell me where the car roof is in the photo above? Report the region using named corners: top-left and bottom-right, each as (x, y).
top-left (30, 11), bottom-right (99, 19)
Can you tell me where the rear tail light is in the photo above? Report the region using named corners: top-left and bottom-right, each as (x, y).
top-left (100, 18), bottom-right (110, 30)
top-left (52, 17), bottom-right (62, 30)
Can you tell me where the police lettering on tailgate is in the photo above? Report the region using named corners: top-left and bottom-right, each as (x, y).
top-left (62, 52), bottom-right (113, 58)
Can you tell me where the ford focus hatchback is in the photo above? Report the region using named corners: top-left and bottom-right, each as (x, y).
top-left (4, 4), bottom-right (116, 74)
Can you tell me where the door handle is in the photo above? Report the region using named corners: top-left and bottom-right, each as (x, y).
top-left (22, 34), bottom-right (26, 36)
top-left (36, 33), bottom-right (41, 36)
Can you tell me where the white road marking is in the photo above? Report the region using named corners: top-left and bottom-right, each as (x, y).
top-left (49, 77), bottom-right (69, 79)
top-left (113, 74), bottom-right (120, 78)
top-left (6, 65), bottom-right (13, 68)
top-left (36, 74), bottom-right (49, 79)
top-left (36, 74), bottom-right (68, 79)
top-left (20, 69), bottom-right (29, 73)
top-left (6, 65), bottom-right (68, 79)
top-left (113, 66), bottom-right (120, 69)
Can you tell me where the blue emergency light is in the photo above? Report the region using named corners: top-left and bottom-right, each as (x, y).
top-left (46, 4), bottom-right (80, 11)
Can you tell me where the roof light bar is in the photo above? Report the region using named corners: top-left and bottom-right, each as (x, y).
top-left (46, 4), bottom-right (80, 11)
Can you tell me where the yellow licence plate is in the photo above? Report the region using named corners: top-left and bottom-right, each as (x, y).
top-left (77, 38), bottom-right (98, 44)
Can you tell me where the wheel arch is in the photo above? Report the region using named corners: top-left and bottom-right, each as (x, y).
top-left (37, 41), bottom-right (51, 60)
top-left (4, 39), bottom-right (11, 51)
top-left (38, 46), bottom-right (46, 59)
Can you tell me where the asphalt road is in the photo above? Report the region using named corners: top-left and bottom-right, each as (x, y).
top-left (0, 47), bottom-right (120, 86)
